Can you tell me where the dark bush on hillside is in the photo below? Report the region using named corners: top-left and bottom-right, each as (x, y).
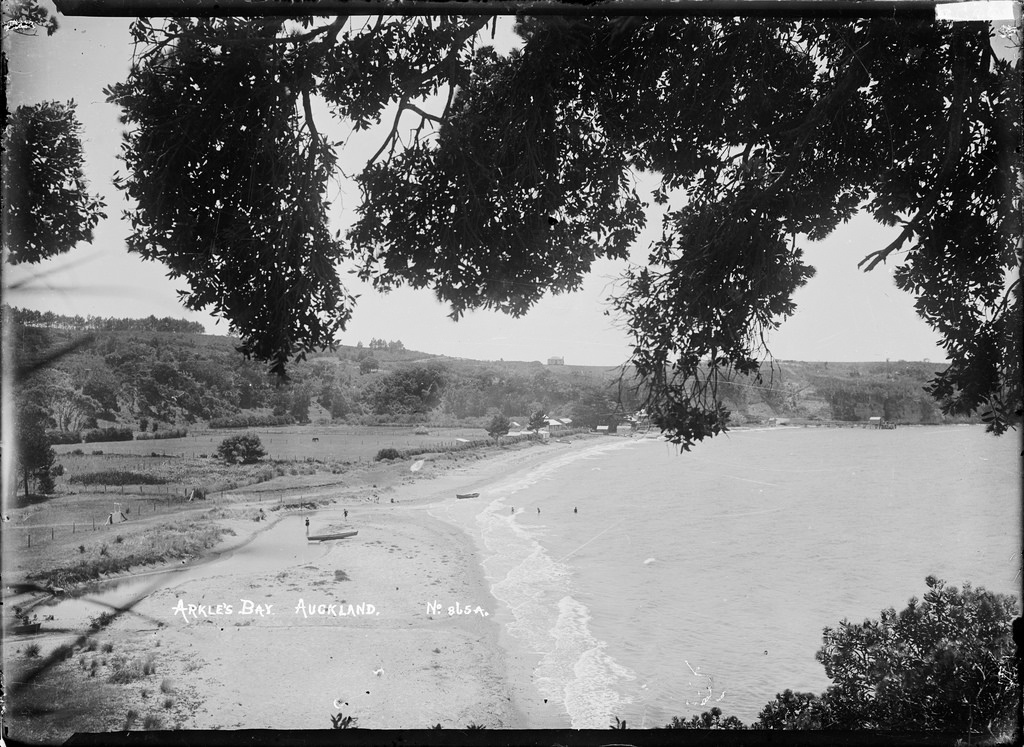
top-left (136, 428), bottom-right (188, 440)
top-left (375, 448), bottom-right (402, 461)
top-left (70, 470), bottom-right (168, 486)
top-left (209, 414), bottom-right (294, 429)
top-left (217, 433), bottom-right (266, 464)
top-left (83, 427), bottom-right (134, 443)
top-left (46, 430), bottom-right (83, 445)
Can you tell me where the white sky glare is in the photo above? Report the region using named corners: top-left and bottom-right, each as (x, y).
top-left (2, 9), bottom-right (949, 366)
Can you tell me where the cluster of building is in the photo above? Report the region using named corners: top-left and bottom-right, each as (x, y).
top-left (507, 416), bottom-right (574, 438)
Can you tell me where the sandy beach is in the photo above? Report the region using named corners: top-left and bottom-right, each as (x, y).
top-left (5, 438), bottom-right (592, 740)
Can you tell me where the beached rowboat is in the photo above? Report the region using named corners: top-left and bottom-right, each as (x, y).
top-left (456, 493), bottom-right (480, 499)
top-left (308, 529), bottom-right (358, 542)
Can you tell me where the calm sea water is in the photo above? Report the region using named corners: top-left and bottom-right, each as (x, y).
top-left (439, 426), bottom-right (1021, 729)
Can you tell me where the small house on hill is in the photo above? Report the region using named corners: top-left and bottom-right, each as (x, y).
top-left (508, 417), bottom-right (531, 435)
top-left (547, 417), bottom-right (572, 434)
top-left (547, 356), bottom-right (564, 365)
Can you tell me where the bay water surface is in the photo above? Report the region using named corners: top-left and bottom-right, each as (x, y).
top-left (435, 425), bottom-right (1021, 728)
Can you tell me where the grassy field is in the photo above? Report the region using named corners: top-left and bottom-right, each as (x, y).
top-left (53, 424), bottom-right (491, 462)
top-left (6, 424), bottom-right (549, 588)
top-left (43, 423), bottom-right (513, 504)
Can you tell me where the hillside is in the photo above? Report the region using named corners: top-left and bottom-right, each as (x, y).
top-left (6, 307), bottom-right (972, 438)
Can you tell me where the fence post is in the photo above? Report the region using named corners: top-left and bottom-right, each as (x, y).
top-left (51, 527), bottom-right (54, 540)
top-left (28, 534), bottom-right (31, 547)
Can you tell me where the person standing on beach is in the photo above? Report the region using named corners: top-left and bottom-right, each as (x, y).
top-left (305, 517), bottom-right (309, 535)
top-left (537, 507), bottom-right (541, 515)
top-left (574, 507), bottom-right (578, 514)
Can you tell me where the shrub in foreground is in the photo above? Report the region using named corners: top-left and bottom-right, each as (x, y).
top-left (665, 577), bottom-right (1018, 737)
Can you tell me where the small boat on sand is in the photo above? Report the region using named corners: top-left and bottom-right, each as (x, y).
top-left (308, 529), bottom-right (358, 542)
top-left (456, 492), bottom-right (480, 499)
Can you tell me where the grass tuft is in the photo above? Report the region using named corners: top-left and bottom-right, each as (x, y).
top-left (90, 612), bottom-right (115, 630)
top-left (108, 654), bottom-right (156, 684)
top-left (142, 714), bottom-right (163, 730)
top-left (54, 643), bottom-right (74, 661)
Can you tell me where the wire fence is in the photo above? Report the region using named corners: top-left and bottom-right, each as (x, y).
top-left (5, 486), bottom-right (324, 548)
top-left (11, 430), bottom-right (575, 550)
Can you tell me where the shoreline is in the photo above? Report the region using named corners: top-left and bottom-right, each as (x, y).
top-left (166, 436), bottom-right (602, 730)
top-left (430, 435), bottom-right (649, 730)
top-left (4, 436), bottom-right (599, 740)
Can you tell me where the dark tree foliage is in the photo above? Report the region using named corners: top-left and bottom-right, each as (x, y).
top-left (755, 689), bottom-right (832, 730)
top-left (666, 577), bottom-right (1018, 736)
top-left (4, 306), bottom-right (207, 334)
top-left (352, 42), bottom-right (645, 319)
top-left (364, 363), bottom-right (447, 415)
top-left (216, 433), bottom-right (266, 465)
top-left (107, 15), bottom-right (1020, 446)
top-left (16, 405), bottom-right (58, 499)
top-left (486, 413), bottom-right (510, 442)
top-left (105, 17), bottom-right (357, 377)
top-left (2, 102), bottom-right (106, 264)
top-left (815, 576), bottom-right (1018, 734)
top-left (570, 388), bottom-right (616, 430)
top-left (665, 707), bottom-right (747, 730)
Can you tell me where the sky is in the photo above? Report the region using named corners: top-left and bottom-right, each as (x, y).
top-left (2, 8), bottom-right (967, 367)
